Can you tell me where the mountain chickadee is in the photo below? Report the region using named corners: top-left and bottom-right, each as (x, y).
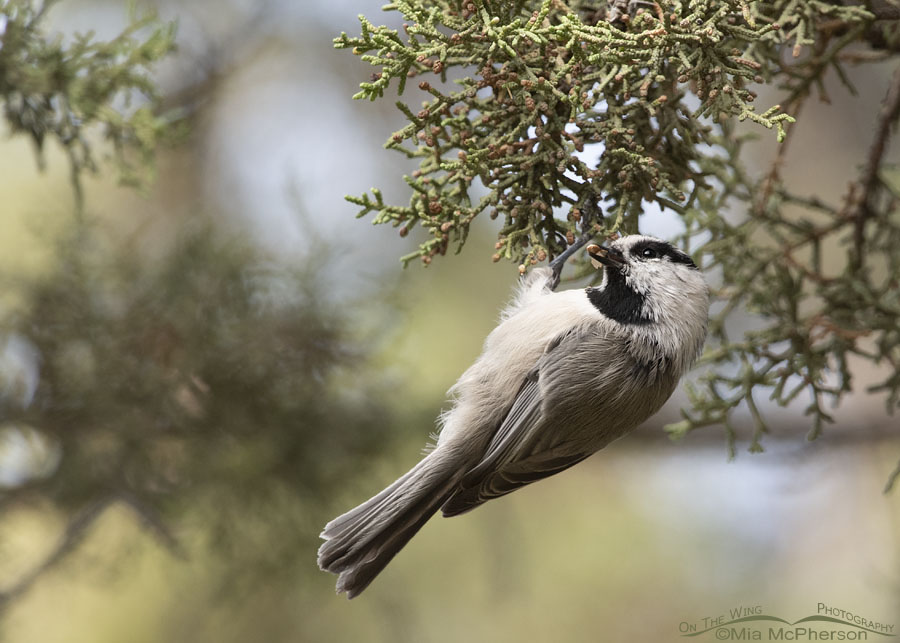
top-left (318, 234), bottom-right (709, 597)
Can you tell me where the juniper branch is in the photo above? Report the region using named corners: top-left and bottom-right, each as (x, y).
top-left (338, 0), bottom-right (900, 457)
top-left (338, 0), bottom-right (802, 267)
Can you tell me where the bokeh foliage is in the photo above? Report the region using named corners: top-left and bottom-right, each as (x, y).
top-left (0, 0), bottom-right (403, 604)
top-left (0, 0), bottom-right (176, 200)
top-left (0, 219), bottom-right (397, 601)
top-left (339, 0), bottom-right (900, 452)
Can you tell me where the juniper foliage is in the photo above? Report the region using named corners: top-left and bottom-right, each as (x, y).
top-left (338, 0), bottom-right (900, 453)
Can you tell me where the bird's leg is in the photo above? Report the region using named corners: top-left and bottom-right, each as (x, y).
top-left (548, 233), bottom-right (593, 289)
top-left (546, 200), bottom-right (603, 290)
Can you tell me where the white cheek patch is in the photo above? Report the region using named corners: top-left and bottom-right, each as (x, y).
top-left (624, 264), bottom-right (657, 295)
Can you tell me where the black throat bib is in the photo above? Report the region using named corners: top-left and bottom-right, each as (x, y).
top-left (586, 268), bottom-right (651, 325)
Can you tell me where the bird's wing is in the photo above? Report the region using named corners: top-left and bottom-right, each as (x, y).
top-left (441, 446), bottom-right (590, 517)
top-left (457, 373), bottom-right (544, 483)
top-left (441, 328), bottom-right (614, 517)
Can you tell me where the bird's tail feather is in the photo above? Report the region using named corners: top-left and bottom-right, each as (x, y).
top-left (317, 451), bottom-right (459, 598)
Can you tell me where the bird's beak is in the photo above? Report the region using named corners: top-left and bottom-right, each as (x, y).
top-left (587, 244), bottom-right (626, 270)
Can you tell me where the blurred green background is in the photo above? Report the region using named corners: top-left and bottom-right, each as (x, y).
top-left (0, 1), bottom-right (898, 642)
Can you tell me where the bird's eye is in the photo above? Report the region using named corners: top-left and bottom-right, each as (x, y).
top-left (641, 247), bottom-right (659, 259)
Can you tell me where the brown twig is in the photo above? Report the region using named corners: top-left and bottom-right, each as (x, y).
top-left (0, 496), bottom-right (117, 609)
top-left (848, 64), bottom-right (900, 269)
top-left (885, 457), bottom-right (900, 493)
top-left (117, 491), bottom-right (187, 560)
top-left (755, 99), bottom-right (807, 216)
top-left (0, 492), bottom-right (186, 610)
